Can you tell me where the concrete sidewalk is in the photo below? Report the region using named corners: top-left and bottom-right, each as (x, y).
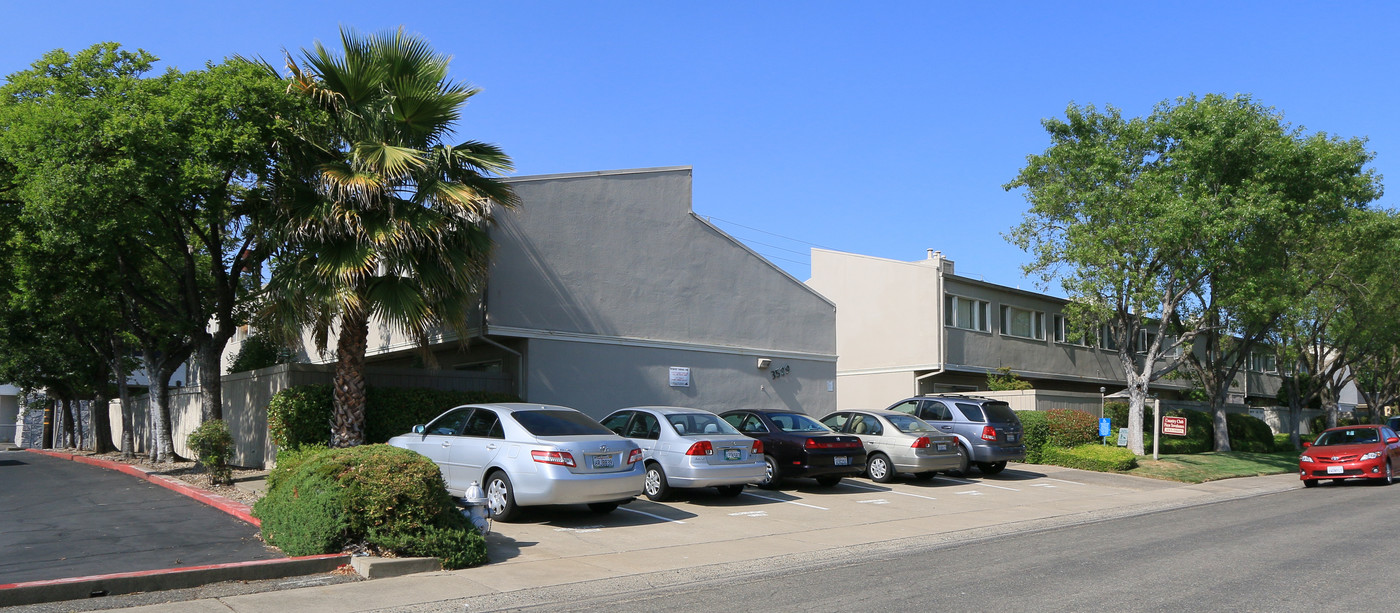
top-left (79, 467), bottom-right (1302, 613)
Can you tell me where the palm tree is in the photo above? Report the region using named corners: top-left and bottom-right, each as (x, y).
top-left (267, 27), bottom-right (518, 447)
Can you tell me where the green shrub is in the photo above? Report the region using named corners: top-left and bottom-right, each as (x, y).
top-left (252, 444), bottom-right (486, 569)
top-left (1042, 444), bottom-right (1138, 472)
top-left (267, 385), bottom-right (334, 449)
top-left (187, 419), bottom-right (235, 485)
top-left (1104, 401), bottom-right (1130, 430)
top-left (227, 333), bottom-right (297, 374)
top-left (266, 384), bottom-right (522, 450)
top-left (1226, 413), bottom-right (1274, 452)
top-left (1016, 410), bottom-right (1050, 463)
top-left (1045, 409), bottom-right (1098, 448)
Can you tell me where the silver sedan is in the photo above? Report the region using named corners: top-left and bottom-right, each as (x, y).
top-left (820, 409), bottom-right (963, 482)
top-left (601, 406), bottom-right (766, 500)
top-left (387, 403), bottom-right (645, 522)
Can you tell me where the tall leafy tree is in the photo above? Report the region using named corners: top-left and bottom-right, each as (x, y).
top-left (1007, 103), bottom-right (1206, 456)
top-left (265, 28), bottom-right (519, 447)
top-left (1157, 95), bottom-right (1380, 451)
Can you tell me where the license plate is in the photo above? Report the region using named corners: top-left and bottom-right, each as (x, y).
top-left (1327, 465), bottom-right (1344, 475)
top-left (1008, 434), bottom-right (1018, 443)
top-left (936, 443), bottom-right (949, 451)
top-left (724, 448), bottom-right (741, 461)
top-left (592, 455), bottom-right (614, 469)
top-left (834, 456), bottom-right (849, 466)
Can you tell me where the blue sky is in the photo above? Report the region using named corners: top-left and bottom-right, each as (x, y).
top-left (5, 2), bottom-right (1397, 292)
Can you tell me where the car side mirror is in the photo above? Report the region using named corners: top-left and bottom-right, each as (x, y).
top-left (412, 424), bottom-right (426, 434)
top-left (1302, 441), bottom-right (1312, 448)
top-left (1387, 437), bottom-right (1399, 444)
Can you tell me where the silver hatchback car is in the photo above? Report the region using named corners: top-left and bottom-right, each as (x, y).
top-left (602, 406), bottom-right (766, 500)
top-left (819, 409), bottom-right (963, 482)
top-left (387, 403), bottom-right (645, 522)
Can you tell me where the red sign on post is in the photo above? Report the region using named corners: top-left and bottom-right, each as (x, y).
top-left (1162, 416), bottom-right (1188, 436)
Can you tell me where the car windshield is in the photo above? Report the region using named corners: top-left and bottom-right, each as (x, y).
top-left (512, 410), bottom-right (614, 436)
top-left (1314, 428), bottom-right (1381, 446)
top-left (668, 413), bottom-right (740, 436)
top-left (770, 413), bottom-right (831, 433)
top-left (886, 414), bottom-right (933, 433)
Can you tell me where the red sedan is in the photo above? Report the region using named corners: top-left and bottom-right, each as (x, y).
top-left (1299, 425), bottom-right (1400, 487)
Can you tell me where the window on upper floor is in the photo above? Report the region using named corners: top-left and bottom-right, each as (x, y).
top-left (1098, 325), bottom-right (1119, 351)
top-left (1000, 305), bottom-right (1045, 340)
top-left (945, 295), bottom-right (990, 332)
top-left (1250, 352), bottom-right (1278, 373)
top-left (1052, 314), bottom-right (1088, 346)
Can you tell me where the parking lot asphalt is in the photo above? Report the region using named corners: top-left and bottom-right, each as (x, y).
top-left (56, 463), bottom-right (1300, 612)
top-left (0, 450), bottom-right (282, 585)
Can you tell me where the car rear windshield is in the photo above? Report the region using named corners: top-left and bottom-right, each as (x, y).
top-left (668, 413), bottom-right (740, 436)
top-left (955, 402), bottom-right (1017, 424)
top-left (770, 413), bottom-right (831, 433)
top-left (886, 414), bottom-right (933, 433)
top-left (512, 410), bottom-right (614, 436)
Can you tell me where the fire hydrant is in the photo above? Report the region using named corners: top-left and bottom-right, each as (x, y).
top-left (462, 481), bottom-right (491, 535)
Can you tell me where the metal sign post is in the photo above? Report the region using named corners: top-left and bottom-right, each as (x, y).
top-left (1152, 397), bottom-right (1161, 461)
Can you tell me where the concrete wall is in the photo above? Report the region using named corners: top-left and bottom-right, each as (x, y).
top-left (807, 249), bottom-right (941, 371)
top-left (524, 337), bottom-right (835, 419)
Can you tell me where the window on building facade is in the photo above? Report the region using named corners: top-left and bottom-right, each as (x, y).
top-left (1250, 352), bottom-right (1277, 373)
top-left (945, 295), bottom-right (990, 332)
top-left (1052, 314), bottom-right (1089, 345)
top-left (1000, 305), bottom-right (1045, 340)
top-left (1098, 325), bottom-right (1119, 351)
top-left (1135, 330), bottom-right (1158, 354)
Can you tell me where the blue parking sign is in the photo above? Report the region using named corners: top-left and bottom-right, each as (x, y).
top-left (1098, 418), bottom-right (1112, 437)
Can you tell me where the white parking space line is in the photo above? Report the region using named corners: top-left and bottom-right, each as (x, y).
top-left (618, 507), bottom-right (687, 524)
top-left (554, 526), bottom-right (605, 533)
top-left (741, 491), bottom-right (829, 510)
top-left (857, 499), bottom-right (891, 505)
top-left (938, 476), bottom-right (1020, 491)
top-left (841, 481), bottom-right (939, 501)
top-left (1030, 483), bottom-right (1056, 488)
top-left (1043, 477), bottom-right (1086, 485)
top-left (954, 490), bottom-right (984, 496)
top-left (728, 510), bottom-right (768, 517)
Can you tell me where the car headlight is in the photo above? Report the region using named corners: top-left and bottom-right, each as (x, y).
top-left (1299, 455), bottom-right (1313, 463)
top-left (1361, 451), bottom-right (1382, 461)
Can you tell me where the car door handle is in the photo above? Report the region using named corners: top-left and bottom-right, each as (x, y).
top-left (486, 444), bottom-right (498, 450)
top-left (440, 441), bottom-right (451, 447)
top-left (940, 426), bottom-right (953, 430)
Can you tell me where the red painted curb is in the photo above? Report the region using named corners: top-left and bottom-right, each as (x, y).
top-left (25, 448), bottom-right (261, 527)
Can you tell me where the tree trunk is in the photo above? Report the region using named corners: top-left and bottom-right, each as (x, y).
top-left (1125, 377), bottom-right (1148, 456)
top-left (1211, 387), bottom-right (1232, 452)
top-left (331, 309), bottom-right (371, 448)
top-left (198, 340), bottom-right (224, 421)
top-left (145, 356), bottom-right (178, 463)
top-left (91, 389), bottom-right (115, 454)
top-left (41, 398), bottom-right (53, 449)
top-left (1321, 387), bottom-right (1339, 429)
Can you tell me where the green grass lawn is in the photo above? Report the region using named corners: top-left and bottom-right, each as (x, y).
top-left (1125, 449), bottom-right (1302, 483)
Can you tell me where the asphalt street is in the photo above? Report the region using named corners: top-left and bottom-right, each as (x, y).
top-left (446, 478), bottom-right (1400, 612)
top-left (0, 450), bottom-right (282, 585)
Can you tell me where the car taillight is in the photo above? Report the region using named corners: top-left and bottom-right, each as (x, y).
top-left (686, 441), bottom-right (715, 456)
top-left (752, 440), bottom-right (764, 455)
top-left (805, 438), bottom-right (862, 450)
top-left (531, 449), bottom-right (576, 467)
top-left (627, 448), bottom-right (643, 464)
top-left (981, 426), bottom-right (998, 442)
top-left (911, 436), bottom-right (930, 449)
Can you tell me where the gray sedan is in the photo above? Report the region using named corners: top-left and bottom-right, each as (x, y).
top-left (387, 403), bottom-right (645, 522)
top-left (602, 406), bottom-right (767, 501)
top-left (820, 409), bottom-right (963, 482)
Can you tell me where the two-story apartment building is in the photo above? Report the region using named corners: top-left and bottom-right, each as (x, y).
top-left (807, 248), bottom-right (1293, 411)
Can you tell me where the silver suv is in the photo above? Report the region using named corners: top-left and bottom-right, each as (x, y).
top-left (883, 395), bottom-right (1025, 475)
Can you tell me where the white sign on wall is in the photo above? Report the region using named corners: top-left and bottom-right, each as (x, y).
top-left (669, 367), bottom-right (691, 388)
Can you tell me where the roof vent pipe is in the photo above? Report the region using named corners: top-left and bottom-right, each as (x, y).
top-left (927, 249), bottom-right (934, 259)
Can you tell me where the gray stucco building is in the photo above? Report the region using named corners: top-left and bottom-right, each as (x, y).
top-left (316, 166), bottom-right (838, 419)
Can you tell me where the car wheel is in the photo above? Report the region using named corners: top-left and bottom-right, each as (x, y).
top-left (1385, 461), bottom-right (1394, 486)
top-left (758, 455), bottom-right (782, 490)
top-left (950, 444), bottom-right (971, 476)
top-left (588, 501), bottom-right (620, 514)
top-left (815, 475), bottom-right (843, 487)
top-left (644, 462), bottom-right (672, 501)
top-left (484, 471), bottom-right (521, 523)
top-left (867, 453), bottom-right (895, 483)
top-left (977, 461), bottom-right (1007, 475)
top-left (913, 471), bottom-right (937, 481)
top-left (1303, 478), bottom-right (1318, 488)
top-left (716, 484), bottom-right (745, 497)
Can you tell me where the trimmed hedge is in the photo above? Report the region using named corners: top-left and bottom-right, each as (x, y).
top-left (1016, 409), bottom-right (1098, 464)
top-left (253, 444), bottom-right (487, 569)
top-left (1310, 413), bottom-right (1359, 434)
top-left (1017, 411), bottom-right (1050, 463)
top-left (1042, 444), bottom-right (1138, 472)
top-left (1227, 412), bottom-right (1275, 452)
top-left (267, 384), bottom-right (521, 450)
top-left (1104, 403), bottom-right (1275, 453)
